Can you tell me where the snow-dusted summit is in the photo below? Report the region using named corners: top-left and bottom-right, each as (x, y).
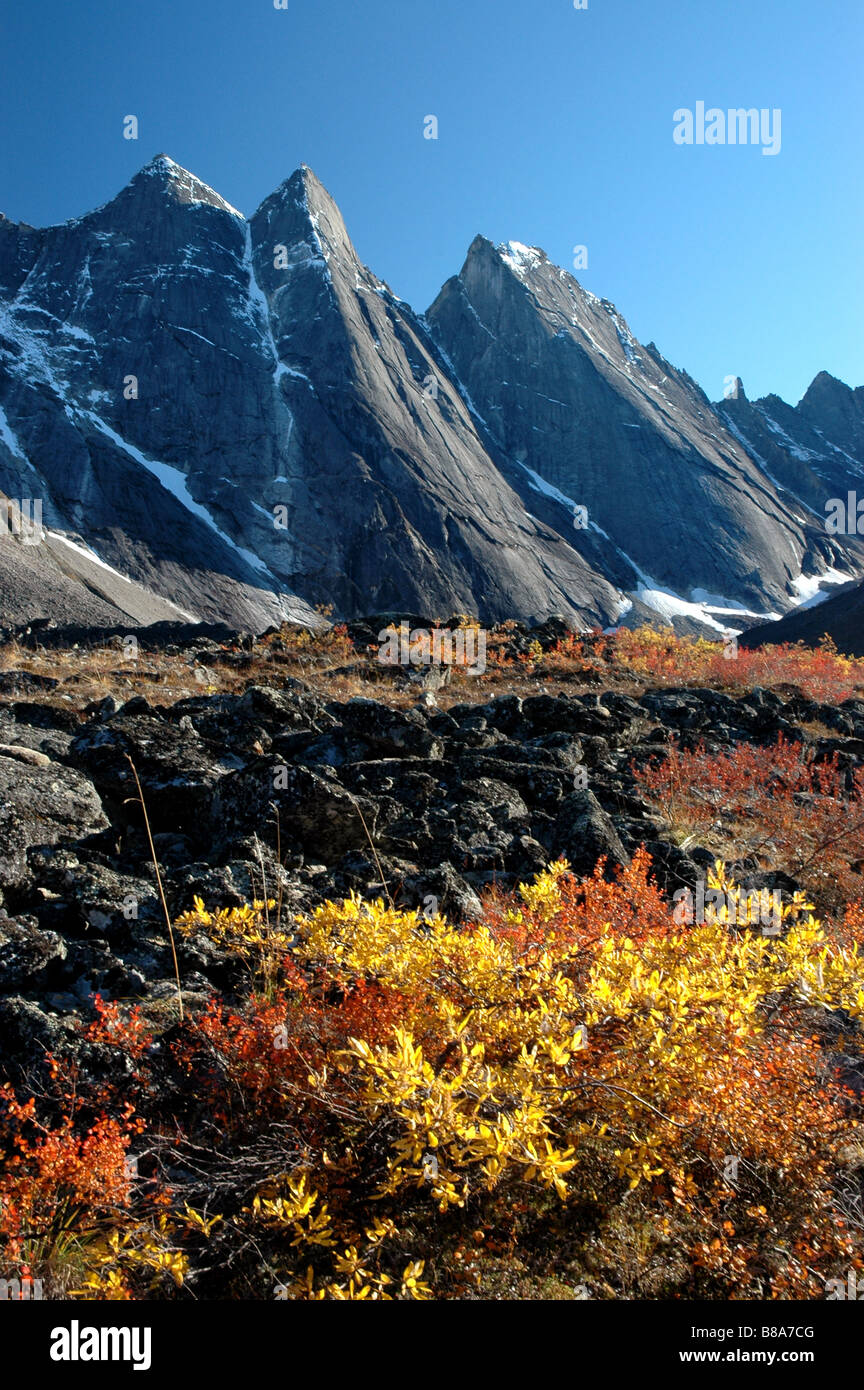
top-left (0, 157), bottom-right (861, 632)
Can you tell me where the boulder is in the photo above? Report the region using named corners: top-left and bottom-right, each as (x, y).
top-left (551, 790), bottom-right (630, 876)
top-left (0, 752), bottom-right (108, 889)
top-left (0, 915), bottom-right (67, 992)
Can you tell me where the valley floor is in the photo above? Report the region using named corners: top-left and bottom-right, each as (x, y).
top-left (1, 619), bottom-right (863, 1300)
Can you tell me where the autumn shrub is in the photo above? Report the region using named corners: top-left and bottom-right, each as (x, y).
top-left (86, 995), bottom-right (153, 1060)
top-left (0, 1052), bottom-right (142, 1296)
top-left (610, 627), bottom-right (864, 703)
top-left (263, 617), bottom-right (354, 663)
top-left (155, 855), bottom-right (864, 1299)
top-left (0, 1083), bottom-right (133, 1273)
top-left (5, 856), bottom-right (864, 1300)
top-left (632, 734), bottom-right (864, 910)
top-left (0, 1016), bottom-right (197, 1300)
top-left (174, 896), bottom-right (299, 998)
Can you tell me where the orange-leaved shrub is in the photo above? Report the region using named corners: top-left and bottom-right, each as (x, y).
top-left (632, 733), bottom-right (864, 910)
top-left (0, 1021), bottom-right (194, 1299)
top-left (610, 627), bottom-right (864, 704)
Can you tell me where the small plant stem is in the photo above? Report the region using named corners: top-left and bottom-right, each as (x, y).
top-left (354, 798), bottom-right (394, 909)
top-left (125, 755), bottom-right (184, 1024)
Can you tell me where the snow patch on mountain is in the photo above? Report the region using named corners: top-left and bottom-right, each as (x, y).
top-left (719, 412), bottom-right (823, 521)
top-left (51, 531), bottom-right (200, 621)
top-left (631, 577), bottom-right (750, 635)
top-left (789, 568), bottom-right (852, 609)
top-left (240, 226), bottom-right (310, 409)
top-left (600, 302), bottom-right (642, 367)
top-left (52, 532), bottom-right (136, 582)
top-left (0, 404), bottom-right (27, 459)
top-left (82, 412), bottom-right (275, 579)
top-left (499, 242), bottom-right (544, 277)
top-left (0, 301), bottom-right (74, 405)
top-left (518, 461), bottom-right (582, 512)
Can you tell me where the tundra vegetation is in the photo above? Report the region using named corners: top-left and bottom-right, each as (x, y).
top-left (1, 621), bottom-right (863, 1300)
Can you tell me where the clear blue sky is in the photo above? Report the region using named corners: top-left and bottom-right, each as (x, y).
top-left (1, 0), bottom-right (860, 405)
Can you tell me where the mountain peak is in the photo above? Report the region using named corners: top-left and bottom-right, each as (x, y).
top-left (800, 369), bottom-right (848, 405)
top-left (265, 165), bottom-right (342, 220)
top-left (130, 155), bottom-right (244, 218)
top-left (466, 233), bottom-right (494, 256)
top-left (463, 235), bottom-right (549, 282)
top-left (454, 235), bottom-right (550, 310)
top-left (253, 165), bottom-right (353, 265)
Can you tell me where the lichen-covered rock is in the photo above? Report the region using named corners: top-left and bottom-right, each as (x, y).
top-left (0, 914), bottom-right (67, 991)
top-left (0, 751), bottom-right (108, 888)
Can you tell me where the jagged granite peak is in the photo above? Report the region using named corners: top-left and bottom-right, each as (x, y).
top-left (0, 157), bottom-right (626, 629)
top-left (0, 157), bottom-right (315, 628)
top-left (125, 154), bottom-right (245, 218)
top-left (797, 370), bottom-right (864, 459)
top-left (0, 156), bottom-right (862, 633)
top-left (715, 371), bottom-right (864, 544)
top-left (247, 170), bottom-right (624, 623)
top-left (801, 369), bottom-right (859, 406)
top-left (255, 164), bottom-right (352, 257)
top-left (426, 233), bottom-right (864, 615)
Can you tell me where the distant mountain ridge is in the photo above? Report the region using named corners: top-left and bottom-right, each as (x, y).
top-left (0, 155), bottom-right (861, 634)
top-left (741, 575), bottom-right (864, 658)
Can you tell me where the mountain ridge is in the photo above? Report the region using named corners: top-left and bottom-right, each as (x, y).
top-left (0, 156), bottom-right (861, 635)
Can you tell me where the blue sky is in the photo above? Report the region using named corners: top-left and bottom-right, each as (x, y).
top-left (1, 0), bottom-right (860, 405)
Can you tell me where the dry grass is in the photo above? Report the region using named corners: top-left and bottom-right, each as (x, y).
top-left (1, 620), bottom-right (862, 722)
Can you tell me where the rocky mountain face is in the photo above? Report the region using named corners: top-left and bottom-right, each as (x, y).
top-left (425, 241), bottom-right (864, 620)
top-left (1, 155), bottom-right (862, 634)
top-left (716, 373), bottom-right (864, 533)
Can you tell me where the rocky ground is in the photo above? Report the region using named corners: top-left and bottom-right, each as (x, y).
top-left (2, 615), bottom-right (863, 1073)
